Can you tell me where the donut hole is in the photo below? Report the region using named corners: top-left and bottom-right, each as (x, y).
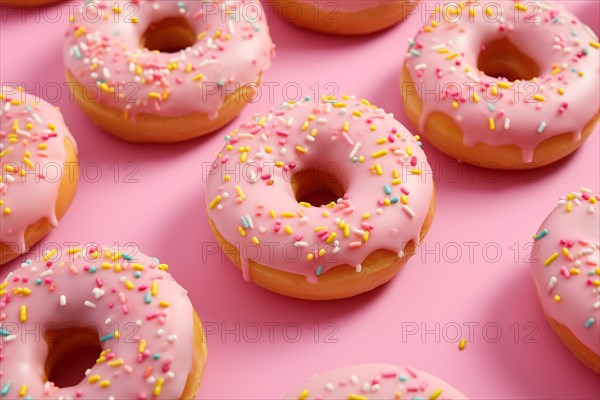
top-left (291, 169), bottom-right (346, 207)
top-left (477, 38), bottom-right (540, 81)
top-left (43, 327), bottom-right (103, 388)
top-left (141, 17), bottom-right (196, 53)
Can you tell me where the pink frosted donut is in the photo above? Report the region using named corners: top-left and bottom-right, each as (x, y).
top-left (285, 363), bottom-right (468, 399)
top-left (206, 95), bottom-right (435, 300)
top-left (273, 0), bottom-right (418, 35)
top-left (0, 86), bottom-right (79, 265)
top-left (402, 1), bottom-right (600, 169)
top-left (531, 188), bottom-right (600, 374)
top-left (0, 244), bottom-right (206, 398)
top-left (64, 0), bottom-right (274, 142)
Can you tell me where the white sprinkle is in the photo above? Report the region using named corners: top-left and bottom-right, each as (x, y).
top-left (32, 113), bottom-right (43, 124)
top-left (402, 205), bottom-right (416, 218)
top-left (547, 276), bottom-right (558, 293)
top-left (84, 369), bottom-right (92, 376)
top-left (581, 187), bottom-right (593, 194)
top-left (398, 250), bottom-right (405, 258)
top-left (306, 135), bottom-right (315, 142)
top-left (414, 63), bottom-right (427, 70)
top-left (5, 175), bottom-right (15, 183)
top-left (167, 334), bottom-right (178, 343)
top-left (59, 295), bottom-right (67, 306)
top-left (84, 301), bottom-right (96, 309)
top-left (350, 375), bottom-right (359, 384)
top-left (355, 264), bottom-right (362, 272)
top-left (325, 383), bottom-right (335, 391)
top-left (92, 287), bottom-right (105, 299)
top-left (362, 383), bottom-right (371, 392)
top-left (504, 118), bottom-right (510, 130)
top-left (588, 206), bottom-right (595, 214)
top-left (4, 335), bottom-right (16, 342)
top-left (594, 301), bottom-right (600, 310)
top-left (349, 142), bottom-right (362, 159)
top-left (40, 270), bottom-right (53, 278)
top-left (135, 319), bottom-right (142, 326)
top-left (245, 214), bottom-right (254, 229)
top-left (102, 67), bottom-right (110, 79)
top-left (156, 329), bottom-right (164, 337)
top-left (294, 242), bottom-right (308, 247)
top-left (105, 318), bottom-right (112, 325)
top-left (317, 118), bottom-right (328, 124)
top-left (147, 376), bottom-right (156, 384)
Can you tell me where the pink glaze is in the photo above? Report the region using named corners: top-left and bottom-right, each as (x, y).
top-left (0, 86), bottom-right (77, 253)
top-left (291, 0), bottom-right (407, 13)
top-left (0, 244), bottom-right (195, 399)
top-left (63, 0), bottom-right (274, 119)
top-left (284, 363), bottom-right (468, 399)
top-left (206, 95), bottom-right (434, 284)
top-left (404, 1), bottom-right (600, 163)
top-left (530, 188), bottom-right (600, 356)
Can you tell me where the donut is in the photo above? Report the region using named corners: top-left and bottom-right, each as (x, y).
top-left (0, 0), bottom-right (61, 7)
top-left (64, 0), bottom-right (274, 143)
top-left (401, 1), bottom-right (600, 169)
top-left (285, 363), bottom-right (468, 399)
top-left (273, 0), bottom-right (418, 35)
top-left (530, 187), bottom-right (600, 374)
top-left (0, 86), bottom-right (79, 265)
top-left (0, 244), bottom-right (207, 398)
top-left (206, 95), bottom-right (435, 300)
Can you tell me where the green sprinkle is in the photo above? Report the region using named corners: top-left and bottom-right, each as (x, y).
top-left (35, 278), bottom-right (42, 285)
top-left (533, 229), bottom-right (548, 240)
top-left (0, 329), bottom-right (10, 336)
top-left (585, 318), bottom-right (595, 328)
top-left (153, 353), bottom-right (160, 360)
top-left (122, 253), bottom-right (133, 261)
top-left (384, 185), bottom-right (392, 195)
top-left (89, 266), bottom-right (97, 273)
top-left (145, 292), bottom-right (152, 304)
top-left (315, 265), bottom-right (323, 276)
top-left (99, 332), bottom-right (115, 342)
top-left (1, 381), bottom-right (11, 396)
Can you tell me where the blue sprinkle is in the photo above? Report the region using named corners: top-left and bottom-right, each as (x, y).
top-left (134, 271), bottom-right (142, 278)
top-left (583, 48), bottom-right (588, 56)
top-left (0, 329), bottom-right (10, 336)
top-left (487, 103), bottom-right (496, 111)
top-left (304, 96), bottom-right (312, 102)
top-left (383, 185), bottom-right (392, 195)
top-left (390, 197), bottom-right (399, 204)
top-left (315, 265), bottom-right (323, 276)
top-left (72, 45), bottom-right (82, 59)
top-left (352, 156), bottom-right (359, 163)
top-left (533, 228), bottom-right (548, 240)
top-left (35, 278), bottom-right (42, 286)
top-left (584, 318), bottom-right (595, 328)
top-left (571, 31), bottom-right (578, 36)
top-left (408, 38), bottom-right (415, 47)
top-left (99, 332), bottom-right (115, 342)
top-left (153, 353), bottom-right (160, 360)
top-left (89, 266), bottom-right (97, 273)
top-left (241, 216), bottom-right (249, 229)
top-left (145, 292), bottom-right (152, 304)
top-left (417, 141), bottom-right (423, 147)
top-left (410, 49), bottom-right (421, 57)
top-left (1, 381), bottom-right (11, 396)
top-left (122, 253), bottom-right (133, 261)
top-left (399, 374), bottom-right (408, 382)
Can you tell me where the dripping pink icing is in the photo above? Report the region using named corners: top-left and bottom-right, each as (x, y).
top-left (206, 95), bottom-right (434, 283)
top-left (530, 188), bottom-right (600, 356)
top-left (404, 1), bottom-right (600, 162)
top-left (0, 244), bottom-right (195, 399)
top-left (0, 86), bottom-right (77, 252)
top-left (284, 363), bottom-right (468, 399)
top-left (63, 0), bottom-right (274, 119)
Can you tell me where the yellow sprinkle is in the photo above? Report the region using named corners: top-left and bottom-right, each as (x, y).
top-left (43, 249), bottom-right (57, 261)
top-left (108, 358), bottom-right (124, 367)
top-left (318, 248), bottom-right (326, 257)
top-left (411, 169), bottom-right (421, 175)
top-left (543, 252), bottom-right (559, 266)
top-left (376, 137), bottom-right (387, 145)
top-left (193, 74), bottom-right (204, 81)
top-left (251, 236), bottom-right (260, 245)
top-left (284, 225), bottom-right (293, 235)
top-left (489, 117), bottom-right (495, 131)
top-left (569, 268), bottom-right (580, 275)
top-left (151, 281), bottom-right (158, 296)
top-left (333, 103), bottom-right (347, 108)
top-left (299, 202), bottom-right (311, 208)
top-left (326, 232), bottom-right (337, 244)
top-left (533, 94), bottom-right (545, 102)
top-left (111, 5), bottom-right (121, 13)
top-left (401, 195), bottom-right (409, 204)
top-left (562, 247), bottom-right (573, 259)
top-left (18, 385), bottom-right (27, 397)
top-left (235, 185), bottom-right (246, 201)
top-left (372, 150), bottom-right (388, 158)
top-left (125, 281), bottom-right (134, 290)
top-left (566, 201), bottom-right (573, 212)
top-left (101, 262), bottom-right (112, 270)
top-left (485, 6), bottom-right (493, 16)
top-left (295, 146), bottom-right (307, 154)
top-left (20, 305), bottom-right (27, 322)
top-left (514, 3), bottom-right (527, 11)
top-left (374, 164), bottom-right (383, 176)
top-left (100, 380), bottom-right (110, 388)
top-left (238, 226), bottom-right (247, 237)
top-left (437, 48), bottom-right (450, 54)
top-left (497, 82), bottom-right (511, 89)
top-left (353, 110), bottom-right (363, 117)
top-left (280, 212), bottom-right (296, 218)
top-left (138, 339), bottom-right (147, 353)
top-left (472, 93), bottom-right (480, 103)
top-left (269, 209), bottom-right (276, 219)
top-left (209, 195), bottom-right (223, 209)
top-left (362, 213), bottom-right (370, 220)
top-left (130, 16), bottom-right (139, 24)
top-left (3, 207), bottom-right (11, 215)
top-left (430, 388), bottom-right (443, 400)
top-left (469, 6), bottom-right (476, 17)
top-left (88, 375), bottom-right (101, 383)
top-left (554, 295), bottom-right (561, 302)
top-left (589, 41), bottom-right (600, 49)
top-left (98, 82), bottom-right (114, 93)
top-left (459, 338), bottom-right (467, 350)
top-left (446, 52), bottom-right (459, 60)
top-left (298, 389), bottom-right (309, 400)
top-left (159, 301), bottom-right (170, 308)
top-left (452, 101), bottom-right (459, 109)
top-left (406, 146), bottom-right (413, 156)
top-left (306, 254), bottom-right (314, 261)
top-left (348, 394), bottom-right (367, 400)
top-left (75, 26), bottom-right (86, 37)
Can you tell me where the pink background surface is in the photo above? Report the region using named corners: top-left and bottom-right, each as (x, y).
top-left (1, 0), bottom-right (599, 398)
